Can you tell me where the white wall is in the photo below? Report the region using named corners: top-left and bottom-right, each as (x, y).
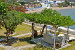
top-left (41, 0), bottom-right (50, 8)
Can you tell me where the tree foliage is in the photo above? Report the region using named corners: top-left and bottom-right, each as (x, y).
top-left (0, 2), bottom-right (8, 15)
top-left (25, 8), bottom-right (75, 27)
top-left (3, 11), bottom-right (25, 33)
top-left (25, 8), bottom-right (75, 39)
top-left (0, 2), bottom-right (25, 41)
top-left (1, 10), bottom-right (25, 41)
top-left (0, 0), bottom-right (5, 3)
top-left (0, 2), bottom-right (8, 27)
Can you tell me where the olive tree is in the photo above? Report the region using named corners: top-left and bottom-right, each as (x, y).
top-left (40, 8), bottom-right (61, 35)
top-left (3, 11), bottom-right (25, 41)
top-left (25, 8), bottom-right (75, 50)
top-left (0, 2), bottom-right (25, 41)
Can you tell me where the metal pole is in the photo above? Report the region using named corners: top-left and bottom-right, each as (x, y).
top-left (54, 28), bottom-right (56, 50)
top-left (46, 25), bottom-right (47, 34)
top-left (67, 26), bottom-right (69, 44)
top-left (54, 26), bottom-right (58, 50)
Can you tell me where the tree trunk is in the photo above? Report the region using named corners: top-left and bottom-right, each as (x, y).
top-left (6, 33), bottom-right (8, 42)
top-left (46, 25), bottom-right (47, 34)
top-left (32, 23), bottom-right (35, 38)
top-left (41, 25), bottom-right (46, 35)
top-left (5, 30), bottom-right (12, 42)
top-left (67, 26), bottom-right (69, 44)
top-left (5, 30), bottom-right (9, 42)
top-left (54, 27), bottom-right (58, 50)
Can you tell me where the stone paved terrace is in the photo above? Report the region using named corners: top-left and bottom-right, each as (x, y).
top-left (31, 37), bottom-right (71, 50)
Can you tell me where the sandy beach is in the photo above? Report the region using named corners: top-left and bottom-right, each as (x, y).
top-left (26, 6), bottom-right (75, 13)
top-left (52, 6), bottom-right (75, 10)
top-left (26, 8), bottom-right (44, 13)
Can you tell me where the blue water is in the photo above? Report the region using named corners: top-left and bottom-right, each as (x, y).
top-left (57, 9), bottom-right (75, 29)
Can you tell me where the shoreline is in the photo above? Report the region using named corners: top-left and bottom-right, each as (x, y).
top-left (26, 6), bottom-right (75, 13)
top-left (26, 6), bottom-right (75, 29)
top-left (52, 6), bottom-right (75, 10)
top-left (26, 7), bottom-right (75, 33)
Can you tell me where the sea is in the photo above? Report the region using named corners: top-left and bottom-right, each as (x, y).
top-left (57, 9), bottom-right (75, 30)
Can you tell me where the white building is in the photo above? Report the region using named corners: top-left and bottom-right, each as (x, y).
top-left (41, 0), bottom-right (65, 8)
top-left (41, 0), bottom-right (51, 8)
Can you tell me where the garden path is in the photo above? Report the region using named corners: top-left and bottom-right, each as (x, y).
top-left (5, 44), bottom-right (36, 50)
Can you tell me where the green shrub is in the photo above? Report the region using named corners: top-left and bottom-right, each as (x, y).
top-left (58, 1), bottom-right (70, 7)
top-left (72, 3), bottom-right (75, 6)
top-left (58, 6), bottom-right (63, 8)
